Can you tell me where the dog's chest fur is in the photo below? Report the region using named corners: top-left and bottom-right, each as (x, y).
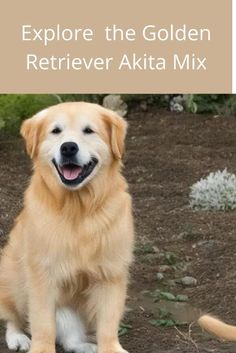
top-left (27, 193), bottom-right (130, 288)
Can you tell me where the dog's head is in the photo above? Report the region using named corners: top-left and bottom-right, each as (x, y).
top-left (21, 102), bottom-right (127, 190)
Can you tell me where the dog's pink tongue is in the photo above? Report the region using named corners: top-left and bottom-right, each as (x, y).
top-left (62, 166), bottom-right (82, 180)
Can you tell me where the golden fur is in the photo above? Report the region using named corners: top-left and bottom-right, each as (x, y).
top-left (0, 102), bottom-right (134, 353)
top-left (198, 315), bottom-right (236, 341)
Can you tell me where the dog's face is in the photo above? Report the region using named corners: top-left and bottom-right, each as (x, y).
top-left (21, 102), bottom-right (127, 190)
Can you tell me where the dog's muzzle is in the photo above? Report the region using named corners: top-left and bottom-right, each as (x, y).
top-left (52, 142), bottom-right (98, 187)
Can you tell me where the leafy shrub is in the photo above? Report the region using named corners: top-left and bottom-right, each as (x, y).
top-left (121, 94), bottom-right (167, 107)
top-left (223, 95), bottom-right (236, 116)
top-left (0, 94), bottom-right (105, 135)
top-left (1, 94), bottom-right (236, 136)
top-left (190, 169), bottom-right (236, 211)
top-left (0, 94), bottom-right (167, 135)
top-left (0, 94), bottom-right (60, 134)
top-left (185, 94), bottom-right (236, 115)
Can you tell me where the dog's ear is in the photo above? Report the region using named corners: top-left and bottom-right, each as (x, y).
top-left (20, 115), bottom-right (43, 159)
top-left (102, 109), bottom-right (128, 160)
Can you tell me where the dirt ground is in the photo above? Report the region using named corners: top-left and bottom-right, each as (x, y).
top-left (1, 107), bottom-right (236, 353)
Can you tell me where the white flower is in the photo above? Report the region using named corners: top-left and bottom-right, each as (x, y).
top-left (190, 169), bottom-right (236, 211)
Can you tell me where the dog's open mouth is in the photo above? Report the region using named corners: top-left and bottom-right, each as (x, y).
top-left (52, 158), bottom-right (98, 186)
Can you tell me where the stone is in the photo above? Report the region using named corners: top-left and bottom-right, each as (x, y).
top-left (156, 272), bottom-right (164, 281)
top-left (103, 94), bottom-right (128, 117)
top-left (181, 276), bottom-right (197, 287)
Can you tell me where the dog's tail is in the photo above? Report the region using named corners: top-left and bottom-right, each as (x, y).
top-left (198, 314), bottom-right (236, 341)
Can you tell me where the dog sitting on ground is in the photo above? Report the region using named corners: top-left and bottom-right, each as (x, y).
top-left (0, 101), bottom-right (234, 352)
top-left (0, 102), bottom-right (134, 353)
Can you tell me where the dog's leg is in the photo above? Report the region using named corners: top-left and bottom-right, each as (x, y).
top-left (0, 278), bottom-right (30, 351)
top-left (89, 276), bottom-right (128, 353)
top-left (27, 269), bottom-right (56, 353)
top-left (56, 308), bottom-right (97, 353)
top-left (6, 321), bottom-right (31, 351)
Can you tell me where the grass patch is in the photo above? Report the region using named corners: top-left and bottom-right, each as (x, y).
top-left (150, 308), bottom-right (187, 328)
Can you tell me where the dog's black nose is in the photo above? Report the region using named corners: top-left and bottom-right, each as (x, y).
top-left (60, 142), bottom-right (79, 157)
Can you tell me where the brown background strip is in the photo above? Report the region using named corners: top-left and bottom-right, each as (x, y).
top-left (0, 0), bottom-right (232, 93)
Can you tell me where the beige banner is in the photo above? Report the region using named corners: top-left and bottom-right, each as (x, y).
top-left (0, 0), bottom-right (232, 93)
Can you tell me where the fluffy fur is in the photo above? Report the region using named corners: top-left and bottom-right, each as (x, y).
top-left (0, 102), bottom-right (134, 353)
top-left (198, 314), bottom-right (236, 341)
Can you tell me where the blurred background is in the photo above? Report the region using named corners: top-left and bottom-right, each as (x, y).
top-left (1, 94), bottom-right (236, 135)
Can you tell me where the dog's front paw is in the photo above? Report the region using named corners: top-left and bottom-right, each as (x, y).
top-left (6, 331), bottom-right (31, 351)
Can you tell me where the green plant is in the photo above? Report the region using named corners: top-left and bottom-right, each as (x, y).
top-left (118, 323), bottom-right (132, 336)
top-left (135, 243), bottom-right (155, 255)
top-left (185, 94), bottom-right (234, 115)
top-left (159, 291), bottom-right (188, 303)
top-left (149, 308), bottom-right (187, 328)
top-left (146, 289), bottom-right (189, 303)
top-left (1, 94), bottom-right (236, 136)
top-left (0, 94), bottom-right (59, 134)
top-left (0, 94), bottom-right (105, 135)
top-left (224, 95), bottom-right (236, 115)
top-left (164, 252), bottom-right (178, 266)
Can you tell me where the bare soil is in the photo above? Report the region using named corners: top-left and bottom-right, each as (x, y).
top-left (1, 108), bottom-right (236, 352)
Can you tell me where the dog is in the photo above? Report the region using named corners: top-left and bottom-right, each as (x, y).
top-left (0, 102), bottom-right (134, 353)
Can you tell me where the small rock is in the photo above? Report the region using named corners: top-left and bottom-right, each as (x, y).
top-left (156, 273), bottom-right (164, 281)
top-left (170, 95), bottom-right (185, 113)
top-left (103, 94), bottom-right (128, 117)
top-left (153, 246), bottom-right (160, 253)
top-left (181, 276), bottom-right (197, 287)
top-left (197, 240), bottom-right (215, 249)
top-left (174, 232), bottom-right (186, 240)
top-left (142, 290), bottom-right (151, 296)
top-left (170, 102), bottom-right (184, 113)
top-left (158, 265), bottom-right (172, 273)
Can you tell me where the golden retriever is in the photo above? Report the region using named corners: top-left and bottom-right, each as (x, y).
top-left (0, 102), bottom-right (134, 353)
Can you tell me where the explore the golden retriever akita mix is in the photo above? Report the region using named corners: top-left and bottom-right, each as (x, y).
top-left (0, 102), bottom-right (134, 353)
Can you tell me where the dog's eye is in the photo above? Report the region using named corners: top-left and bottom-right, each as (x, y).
top-left (83, 127), bottom-right (94, 134)
top-left (51, 127), bottom-right (62, 134)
